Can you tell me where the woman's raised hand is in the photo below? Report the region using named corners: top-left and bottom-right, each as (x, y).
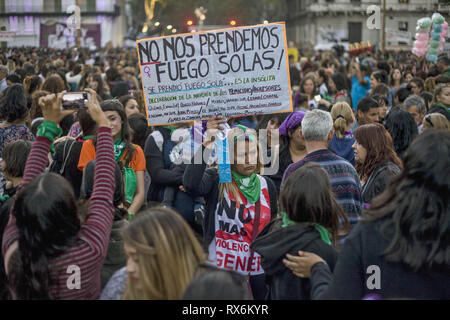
top-left (84, 88), bottom-right (109, 127)
top-left (39, 92), bottom-right (75, 124)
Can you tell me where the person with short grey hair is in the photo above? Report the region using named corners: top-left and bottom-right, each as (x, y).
top-left (301, 109), bottom-right (333, 142)
top-left (282, 109), bottom-right (362, 240)
top-left (403, 95), bottom-right (426, 130)
top-left (0, 65), bottom-right (9, 94)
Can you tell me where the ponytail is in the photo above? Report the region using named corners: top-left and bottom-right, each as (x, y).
top-left (333, 116), bottom-right (347, 138)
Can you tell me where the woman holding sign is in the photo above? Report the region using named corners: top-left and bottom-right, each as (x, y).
top-left (183, 117), bottom-right (278, 300)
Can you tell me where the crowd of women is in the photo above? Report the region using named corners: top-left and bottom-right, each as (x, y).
top-left (0, 45), bottom-right (448, 300)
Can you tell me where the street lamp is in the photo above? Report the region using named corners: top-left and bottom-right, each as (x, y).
top-left (172, 29), bottom-right (177, 33)
top-left (167, 25), bottom-right (173, 30)
top-left (263, 20), bottom-right (269, 24)
top-left (154, 21), bottom-right (160, 27)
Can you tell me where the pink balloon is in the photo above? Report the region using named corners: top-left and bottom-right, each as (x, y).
top-left (412, 47), bottom-right (427, 56)
top-left (443, 21), bottom-right (448, 29)
top-left (416, 33), bottom-right (429, 41)
top-left (413, 40), bottom-right (428, 49)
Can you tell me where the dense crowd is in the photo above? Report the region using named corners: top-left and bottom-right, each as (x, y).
top-left (0, 45), bottom-right (448, 300)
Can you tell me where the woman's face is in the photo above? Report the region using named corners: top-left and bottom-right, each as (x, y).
top-left (352, 140), bottom-right (367, 164)
top-left (125, 99), bottom-right (140, 117)
top-left (124, 243), bottom-right (142, 291)
top-left (303, 79), bottom-right (314, 95)
top-left (378, 101), bottom-right (387, 120)
top-left (437, 87), bottom-right (450, 106)
top-left (104, 110), bottom-right (123, 140)
top-left (370, 74), bottom-right (379, 88)
top-left (405, 73), bottom-right (413, 83)
top-left (89, 78), bottom-right (98, 90)
top-left (288, 126), bottom-right (305, 147)
top-left (393, 69), bottom-right (402, 81)
top-left (232, 140), bottom-right (258, 176)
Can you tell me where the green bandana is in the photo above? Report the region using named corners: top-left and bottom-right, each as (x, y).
top-left (82, 135), bottom-right (94, 141)
top-left (231, 171), bottom-right (260, 203)
top-left (123, 167), bottom-right (137, 205)
top-left (234, 124), bottom-right (257, 142)
top-left (281, 211), bottom-right (332, 245)
top-left (114, 138), bottom-right (126, 162)
top-left (37, 121), bottom-right (62, 156)
top-left (0, 195), bottom-right (9, 202)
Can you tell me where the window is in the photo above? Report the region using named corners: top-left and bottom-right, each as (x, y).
top-left (87, 0), bottom-right (96, 11)
top-left (399, 0), bottom-right (409, 3)
top-left (55, 0), bottom-right (62, 12)
top-left (399, 21), bottom-right (408, 31)
top-left (0, 0), bottom-right (5, 13)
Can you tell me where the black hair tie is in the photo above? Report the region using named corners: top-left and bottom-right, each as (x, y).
top-left (336, 115), bottom-right (345, 120)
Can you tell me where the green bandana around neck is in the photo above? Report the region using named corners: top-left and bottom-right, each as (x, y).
top-left (281, 211), bottom-right (332, 245)
top-left (82, 135), bottom-right (94, 141)
top-left (231, 171), bottom-right (260, 203)
top-left (113, 137), bottom-right (126, 162)
top-left (123, 167), bottom-right (137, 205)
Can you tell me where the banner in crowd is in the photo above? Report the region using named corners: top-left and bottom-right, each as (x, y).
top-left (136, 22), bottom-right (292, 126)
top-left (40, 23), bottom-right (101, 49)
top-left (386, 28), bottom-right (411, 45)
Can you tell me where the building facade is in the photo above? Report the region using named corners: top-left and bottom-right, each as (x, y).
top-left (285, 0), bottom-right (450, 50)
top-left (0, 0), bottom-right (127, 48)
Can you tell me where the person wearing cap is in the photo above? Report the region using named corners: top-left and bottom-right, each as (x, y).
top-left (269, 111), bottom-right (307, 192)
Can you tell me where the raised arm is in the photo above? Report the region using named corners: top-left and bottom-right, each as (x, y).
top-left (183, 116), bottom-right (226, 197)
top-left (20, 93), bottom-right (75, 190)
top-left (77, 89), bottom-right (116, 256)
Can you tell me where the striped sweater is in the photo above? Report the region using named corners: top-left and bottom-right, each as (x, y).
top-left (2, 127), bottom-right (115, 300)
top-left (282, 149), bottom-right (363, 229)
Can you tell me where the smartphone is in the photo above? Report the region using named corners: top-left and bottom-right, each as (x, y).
top-left (314, 95), bottom-right (322, 103)
top-left (62, 92), bottom-right (91, 110)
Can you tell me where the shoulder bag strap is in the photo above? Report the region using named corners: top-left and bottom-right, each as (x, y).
top-left (60, 140), bottom-right (76, 175)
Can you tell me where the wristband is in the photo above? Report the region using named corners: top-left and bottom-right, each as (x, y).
top-left (128, 211), bottom-right (135, 221)
top-left (37, 121), bottom-right (62, 142)
top-left (37, 121), bottom-right (62, 156)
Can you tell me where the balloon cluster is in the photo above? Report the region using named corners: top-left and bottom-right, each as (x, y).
top-left (348, 41), bottom-right (372, 55)
top-left (412, 13), bottom-right (448, 63)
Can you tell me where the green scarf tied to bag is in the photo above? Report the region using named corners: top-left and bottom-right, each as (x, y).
top-left (231, 171), bottom-right (261, 203)
top-left (114, 138), bottom-right (137, 205)
top-left (281, 211), bottom-right (332, 245)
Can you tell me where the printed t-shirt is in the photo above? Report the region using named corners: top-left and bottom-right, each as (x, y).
top-left (208, 175), bottom-right (271, 276)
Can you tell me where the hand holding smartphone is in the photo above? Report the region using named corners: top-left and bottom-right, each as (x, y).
top-left (62, 92), bottom-right (92, 110)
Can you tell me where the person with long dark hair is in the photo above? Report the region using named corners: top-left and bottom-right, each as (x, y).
top-left (78, 99), bottom-right (146, 218)
top-left (2, 89), bottom-right (115, 299)
top-left (88, 73), bottom-right (111, 101)
top-left (252, 163), bottom-right (349, 299)
top-left (384, 107), bottom-right (418, 158)
top-left (353, 123), bottom-right (402, 204)
top-left (283, 130), bottom-right (450, 299)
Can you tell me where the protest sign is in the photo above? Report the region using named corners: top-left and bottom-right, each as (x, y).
top-left (136, 22), bottom-right (292, 126)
